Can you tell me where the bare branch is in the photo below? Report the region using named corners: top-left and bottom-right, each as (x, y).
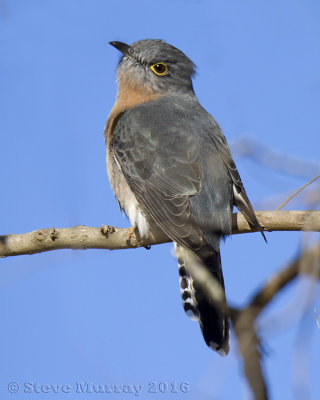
top-left (315, 309), bottom-right (320, 331)
top-left (1, 211), bottom-right (320, 258)
top-left (230, 309), bottom-right (268, 400)
top-left (2, 210), bottom-right (319, 400)
top-left (248, 243), bottom-right (320, 317)
top-left (171, 244), bottom-right (319, 400)
top-left (231, 136), bottom-right (320, 179)
top-left (232, 210), bottom-right (320, 234)
top-left (275, 173), bottom-right (320, 210)
top-left (228, 244), bottom-right (320, 400)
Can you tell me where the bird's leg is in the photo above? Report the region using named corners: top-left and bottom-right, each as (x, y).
top-left (127, 224), bottom-right (139, 244)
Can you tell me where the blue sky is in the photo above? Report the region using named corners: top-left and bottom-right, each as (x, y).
top-left (1, 0), bottom-right (319, 399)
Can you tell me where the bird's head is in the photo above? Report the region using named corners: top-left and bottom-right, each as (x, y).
top-left (109, 39), bottom-right (196, 95)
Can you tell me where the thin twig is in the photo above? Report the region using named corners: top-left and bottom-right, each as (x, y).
top-left (275, 174), bottom-right (320, 211)
top-left (315, 308), bottom-right (320, 330)
top-left (231, 136), bottom-right (320, 180)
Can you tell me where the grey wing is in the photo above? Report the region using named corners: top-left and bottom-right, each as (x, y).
top-left (111, 105), bottom-right (205, 252)
top-left (205, 117), bottom-right (266, 241)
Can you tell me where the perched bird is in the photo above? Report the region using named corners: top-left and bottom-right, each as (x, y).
top-left (105, 39), bottom-right (264, 355)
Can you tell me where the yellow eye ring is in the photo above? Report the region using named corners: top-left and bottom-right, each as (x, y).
top-left (150, 62), bottom-right (168, 76)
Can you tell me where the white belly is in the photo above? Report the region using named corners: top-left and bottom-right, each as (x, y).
top-left (123, 191), bottom-right (150, 237)
top-left (107, 152), bottom-right (150, 238)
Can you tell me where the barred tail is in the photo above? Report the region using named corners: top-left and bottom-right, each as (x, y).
top-left (175, 243), bottom-right (229, 356)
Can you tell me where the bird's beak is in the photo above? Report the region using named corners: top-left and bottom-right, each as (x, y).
top-left (109, 41), bottom-right (131, 57)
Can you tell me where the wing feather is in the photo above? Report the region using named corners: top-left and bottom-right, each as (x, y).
top-left (205, 117), bottom-right (266, 241)
top-left (110, 104), bottom-right (204, 251)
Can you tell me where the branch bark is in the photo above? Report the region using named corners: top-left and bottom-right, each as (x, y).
top-left (1, 210), bottom-right (319, 258)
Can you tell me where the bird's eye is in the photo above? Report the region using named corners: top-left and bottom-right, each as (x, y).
top-left (150, 63), bottom-right (168, 76)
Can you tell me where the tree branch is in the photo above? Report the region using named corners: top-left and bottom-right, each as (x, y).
top-left (229, 243), bottom-right (320, 400)
top-left (2, 208), bottom-right (319, 400)
top-left (1, 210), bottom-right (319, 258)
top-left (168, 243), bottom-right (320, 400)
top-left (248, 243), bottom-right (320, 316)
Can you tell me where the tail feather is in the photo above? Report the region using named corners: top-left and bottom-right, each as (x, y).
top-left (175, 243), bottom-right (229, 355)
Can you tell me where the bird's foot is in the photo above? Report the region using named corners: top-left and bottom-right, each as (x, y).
top-left (126, 224), bottom-right (138, 244)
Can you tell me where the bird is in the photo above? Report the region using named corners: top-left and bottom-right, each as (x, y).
top-left (105, 39), bottom-right (265, 355)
